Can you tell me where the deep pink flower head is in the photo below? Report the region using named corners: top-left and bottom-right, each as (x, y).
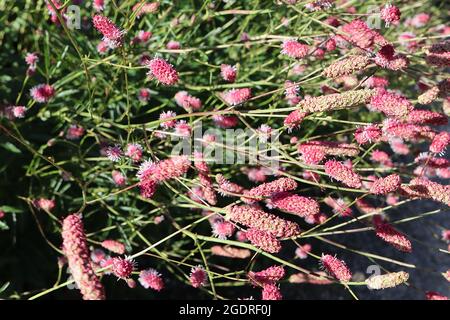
top-left (62, 214), bottom-right (105, 300)
top-left (92, 15), bottom-right (125, 48)
top-left (146, 57), bottom-right (179, 85)
top-left (212, 220), bottom-right (235, 239)
top-left (340, 19), bottom-right (386, 49)
top-left (430, 131), bottom-right (450, 154)
top-left (407, 110), bottom-right (448, 125)
top-left (354, 124), bottom-right (382, 145)
top-left (139, 179), bottom-right (157, 198)
top-left (374, 219), bottom-right (412, 252)
top-left (374, 45), bottom-right (409, 71)
top-left (267, 192), bottom-right (319, 218)
top-left (324, 160), bottom-right (362, 188)
top-left (66, 125), bottom-right (85, 140)
top-left (295, 243), bottom-right (312, 259)
top-left (220, 64), bottom-right (237, 82)
top-left (426, 291), bottom-right (448, 300)
top-left (125, 143), bottom-right (143, 162)
top-left (243, 177), bottom-right (298, 202)
top-left (101, 239), bottom-right (125, 255)
top-left (227, 204), bottom-right (300, 238)
top-left (281, 39), bottom-right (309, 59)
top-left (370, 89), bottom-right (413, 118)
top-left (380, 4), bottom-right (401, 26)
top-left (190, 266), bottom-right (208, 288)
top-left (139, 268), bottom-right (164, 291)
top-left (112, 170), bottom-right (126, 186)
top-left (248, 265), bottom-right (285, 286)
top-left (261, 284), bottom-right (282, 300)
top-left (284, 110), bottom-right (308, 131)
top-left (174, 91), bottom-right (202, 111)
top-left (137, 155), bottom-right (190, 183)
top-left (159, 111), bottom-right (177, 129)
top-left (370, 174), bottom-right (401, 195)
top-left (244, 228), bottom-right (281, 253)
top-left (30, 84), bottom-right (55, 103)
top-left (321, 254), bottom-right (352, 282)
top-left (111, 257), bottom-right (135, 279)
top-left (221, 88), bottom-right (251, 106)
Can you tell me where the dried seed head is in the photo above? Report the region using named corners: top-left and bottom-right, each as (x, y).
top-left (366, 271), bottom-right (409, 290)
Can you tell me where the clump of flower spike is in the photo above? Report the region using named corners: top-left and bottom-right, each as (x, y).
top-left (383, 119), bottom-right (436, 141)
top-left (221, 88), bottom-right (252, 106)
top-left (297, 89), bottom-right (376, 113)
top-left (189, 266), bottom-right (208, 288)
top-left (370, 174), bottom-right (401, 195)
top-left (210, 245), bottom-right (251, 259)
top-left (429, 131), bottom-right (450, 154)
top-left (220, 64), bottom-right (237, 82)
top-left (245, 228), bottom-right (281, 253)
top-left (406, 109), bottom-right (448, 125)
top-left (62, 214), bottom-right (105, 300)
top-left (215, 174), bottom-right (244, 196)
top-left (111, 256), bottom-right (135, 280)
top-left (92, 15), bottom-right (125, 48)
top-left (281, 39), bottom-right (309, 59)
top-left (365, 271), bottom-right (409, 290)
top-left (267, 192), bottom-right (320, 218)
top-left (242, 177), bottom-right (297, 202)
top-left (324, 160), bottom-right (362, 188)
top-left (370, 89), bottom-right (414, 118)
top-left (227, 204), bottom-right (300, 238)
top-left (401, 177), bottom-right (450, 207)
top-left (139, 268), bottom-right (164, 291)
top-left (338, 19), bottom-right (387, 49)
top-left (145, 57), bottom-right (179, 85)
top-left (101, 239), bottom-right (126, 255)
top-left (320, 254), bottom-right (352, 282)
top-left (354, 124), bottom-right (382, 145)
top-left (298, 141), bottom-right (359, 164)
top-left (373, 216), bottom-right (412, 252)
top-left (418, 79), bottom-right (450, 105)
top-left (322, 55), bottom-right (370, 79)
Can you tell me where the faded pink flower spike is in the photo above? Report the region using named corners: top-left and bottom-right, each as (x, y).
top-left (146, 57), bottom-right (179, 85)
top-left (284, 109), bottom-right (308, 130)
top-left (407, 110), bottom-right (448, 125)
top-left (62, 214), bottom-right (105, 300)
top-left (220, 64), bottom-right (237, 82)
top-left (190, 266), bottom-right (208, 288)
top-left (139, 268), bottom-right (164, 291)
top-left (297, 89), bottom-right (376, 113)
top-left (210, 246), bottom-right (251, 259)
top-left (374, 221), bottom-right (412, 253)
top-left (380, 4), bottom-right (401, 26)
top-left (215, 174), bottom-right (244, 195)
top-left (211, 220), bottom-right (235, 239)
top-left (281, 39), bottom-right (309, 59)
top-left (112, 170), bottom-right (126, 186)
top-left (227, 204), bottom-right (300, 238)
top-left (261, 284), bottom-right (283, 300)
top-left (125, 143), bottom-right (143, 162)
top-left (320, 254), bottom-right (352, 282)
top-left (323, 197), bottom-right (352, 217)
top-left (242, 177), bottom-right (298, 202)
top-left (137, 156), bottom-right (191, 183)
top-left (370, 174), bottom-right (401, 195)
top-left (369, 89), bottom-right (414, 118)
top-left (322, 55), bottom-right (370, 79)
top-left (92, 15), bottom-right (125, 48)
top-left (267, 192), bottom-right (320, 218)
top-left (174, 91), bottom-right (202, 111)
top-left (245, 228), bottom-right (281, 253)
top-left (101, 239), bottom-right (126, 255)
top-left (324, 160), bottom-right (362, 188)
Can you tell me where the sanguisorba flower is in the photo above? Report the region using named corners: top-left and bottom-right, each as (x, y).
top-left (380, 4), bottom-right (401, 26)
top-left (374, 220), bottom-right (412, 253)
top-left (297, 89), bottom-right (376, 113)
top-left (418, 79), bottom-right (450, 105)
top-left (324, 160), bottom-right (362, 188)
top-left (62, 214), bottom-right (105, 300)
top-left (401, 177), bottom-right (450, 207)
top-left (221, 88), bottom-right (252, 106)
top-left (137, 155), bottom-right (191, 183)
top-left (92, 14), bottom-right (125, 48)
top-left (242, 177), bottom-right (298, 202)
top-left (220, 64), bottom-right (237, 82)
top-left (146, 57), bottom-right (179, 85)
top-left (354, 124), bottom-right (382, 145)
top-left (30, 84), bottom-right (55, 103)
top-left (139, 268), bottom-right (164, 291)
top-left (174, 91), bottom-right (202, 111)
top-left (261, 284), bottom-right (282, 300)
top-left (322, 55), bottom-right (370, 79)
top-left (215, 174), bottom-right (244, 195)
top-left (125, 143), bottom-right (143, 162)
top-left (369, 88), bottom-right (414, 118)
top-left (370, 174), bottom-right (401, 195)
top-left (320, 254), bottom-right (352, 282)
top-left (426, 291), bottom-right (449, 300)
top-left (248, 265), bottom-right (285, 286)
top-left (244, 228), bottom-right (282, 253)
top-left (430, 131), bottom-right (450, 154)
top-left (111, 256), bottom-right (135, 280)
top-left (284, 109), bottom-right (308, 131)
top-left (366, 271), bottom-right (409, 290)
top-left (281, 39), bottom-right (309, 59)
top-left (101, 239), bottom-right (126, 255)
top-left (406, 109), bottom-right (448, 125)
top-left (210, 245), bottom-right (251, 259)
top-left (298, 140), bottom-right (359, 165)
top-left (227, 204), bottom-right (300, 238)
top-left (190, 266), bottom-right (208, 288)
top-left (133, 2), bottom-right (160, 17)
top-left (267, 192), bottom-right (320, 218)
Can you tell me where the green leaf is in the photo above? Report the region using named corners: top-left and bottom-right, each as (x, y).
top-left (0, 142), bottom-right (21, 154)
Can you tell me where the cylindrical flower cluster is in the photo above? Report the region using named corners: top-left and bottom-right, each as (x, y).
top-left (242, 177), bottom-right (298, 202)
top-left (244, 228), bottom-right (282, 253)
top-left (322, 55), bottom-right (371, 79)
top-left (366, 271), bottom-right (409, 290)
top-left (324, 160), bottom-right (362, 188)
top-left (370, 174), bottom-right (401, 195)
top-left (267, 192), bottom-right (320, 218)
top-left (320, 254), bottom-right (352, 282)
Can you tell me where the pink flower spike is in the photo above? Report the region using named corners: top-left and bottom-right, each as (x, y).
top-left (159, 111), bottom-right (177, 129)
top-left (261, 284), bottom-right (282, 300)
top-left (30, 84), bottom-right (55, 103)
top-left (369, 89), bottom-right (413, 118)
top-left (324, 160), bottom-right (362, 188)
top-left (138, 88), bottom-right (151, 102)
top-left (281, 39), bottom-right (309, 59)
top-left (125, 143), bottom-right (143, 162)
top-left (426, 291), bottom-right (448, 300)
top-left (190, 266), bottom-right (208, 288)
top-left (295, 244), bottom-right (312, 259)
top-left (374, 220), bottom-right (412, 253)
top-left (112, 170), bottom-right (126, 186)
top-left (211, 220), bottom-right (235, 239)
top-left (380, 4), bottom-right (401, 26)
top-left (354, 124), bottom-right (382, 145)
top-left (243, 177), bottom-right (298, 202)
top-left (101, 239), bottom-right (126, 255)
top-left (284, 110), bottom-right (308, 130)
top-left (139, 269), bottom-right (164, 291)
top-left (370, 174), bottom-right (401, 195)
top-left (245, 228), bottom-right (282, 253)
top-left (146, 57), bottom-right (179, 85)
top-left (267, 192), bottom-right (320, 218)
top-left (92, 15), bottom-right (125, 48)
top-left (430, 132), bottom-right (450, 154)
top-left (111, 256), bottom-right (135, 280)
top-left (221, 88), bottom-right (252, 106)
top-left (248, 265), bottom-right (285, 286)
top-left (320, 254), bottom-right (352, 282)
top-left (106, 145), bottom-right (123, 162)
top-left (220, 64), bottom-right (237, 82)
